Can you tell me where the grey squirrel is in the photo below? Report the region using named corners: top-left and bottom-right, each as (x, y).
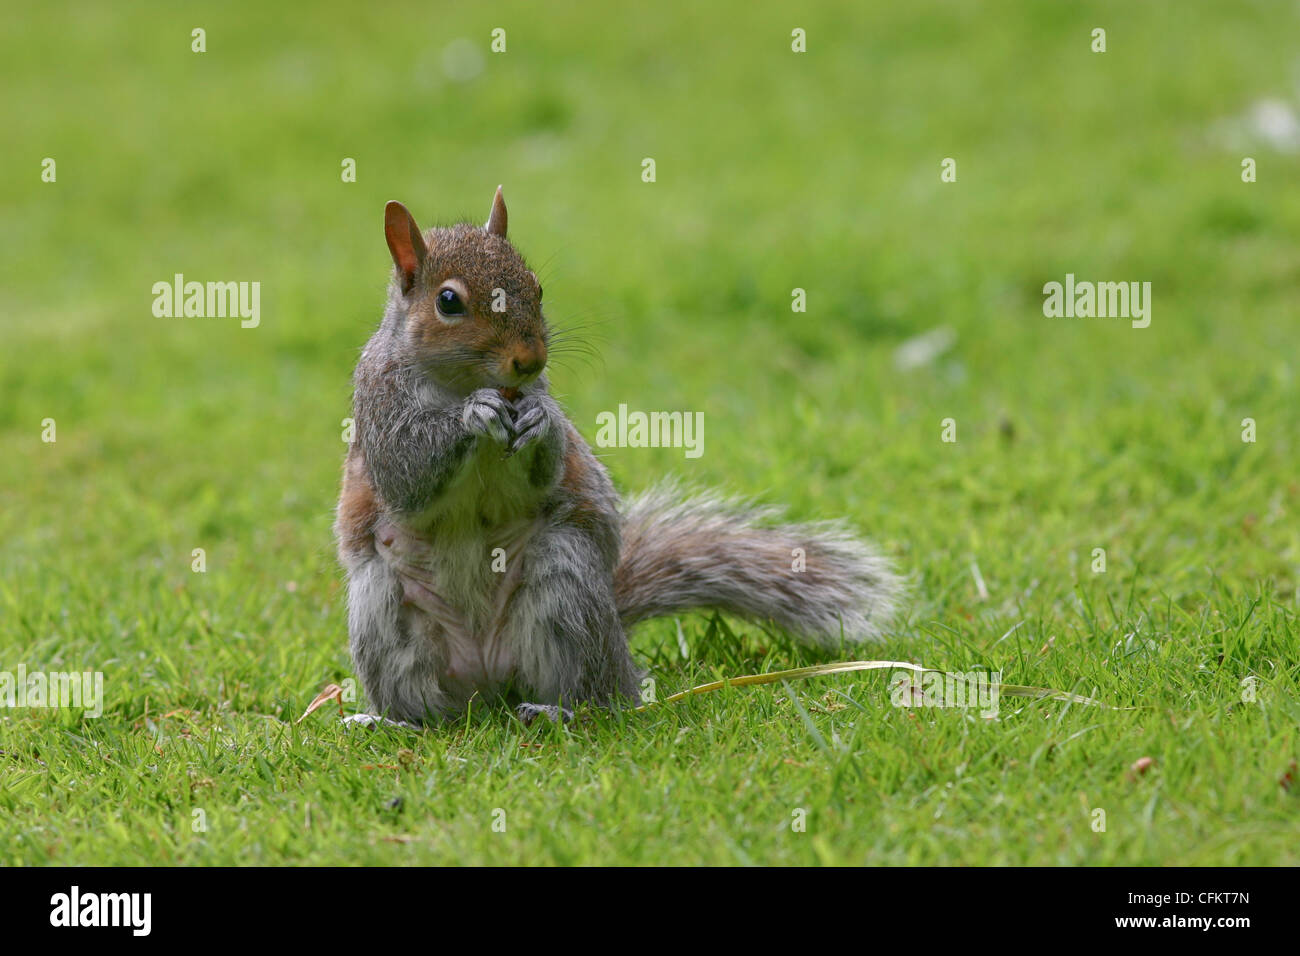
top-left (334, 187), bottom-right (901, 726)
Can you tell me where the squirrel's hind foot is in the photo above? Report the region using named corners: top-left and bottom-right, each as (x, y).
top-left (515, 702), bottom-right (574, 726)
top-left (342, 713), bottom-right (420, 731)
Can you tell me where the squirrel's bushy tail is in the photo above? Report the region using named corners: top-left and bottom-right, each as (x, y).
top-left (613, 485), bottom-right (902, 645)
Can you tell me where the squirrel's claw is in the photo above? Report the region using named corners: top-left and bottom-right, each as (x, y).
top-left (504, 400), bottom-right (548, 457)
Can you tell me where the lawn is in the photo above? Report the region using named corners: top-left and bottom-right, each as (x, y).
top-left (1, 0), bottom-right (1297, 865)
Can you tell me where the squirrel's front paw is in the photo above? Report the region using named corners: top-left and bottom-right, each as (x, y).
top-left (462, 388), bottom-right (514, 444)
top-left (506, 392), bottom-right (551, 456)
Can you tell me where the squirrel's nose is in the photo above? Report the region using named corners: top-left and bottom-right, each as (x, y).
top-left (510, 350), bottom-right (546, 378)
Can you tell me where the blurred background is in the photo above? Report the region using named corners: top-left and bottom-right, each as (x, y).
top-left (2, 1), bottom-right (1297, 678)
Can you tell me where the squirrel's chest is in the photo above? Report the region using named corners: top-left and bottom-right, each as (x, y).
top-left (423, 436), bottom-right (550, 527)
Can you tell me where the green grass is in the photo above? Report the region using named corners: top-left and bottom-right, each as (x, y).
top-left (2, 0), bottom-right (1298, 865)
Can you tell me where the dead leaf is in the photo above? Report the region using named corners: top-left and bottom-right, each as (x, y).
top-left (297, 683), bottom-right (346, 724)
top-left (1128, 756), bottom-right (1155, 780)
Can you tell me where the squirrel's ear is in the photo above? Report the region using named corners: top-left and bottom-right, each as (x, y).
top-left (485, 185), bottom-right (507, 238)
top-left (384, 200), bottom-right (427, 294)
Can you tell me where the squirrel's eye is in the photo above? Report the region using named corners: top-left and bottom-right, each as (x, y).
top-left (436, 287), bottom-right (467, 318)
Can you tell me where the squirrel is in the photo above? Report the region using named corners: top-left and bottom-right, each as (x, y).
top-left (334, 186), bottom-right (902, 726)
